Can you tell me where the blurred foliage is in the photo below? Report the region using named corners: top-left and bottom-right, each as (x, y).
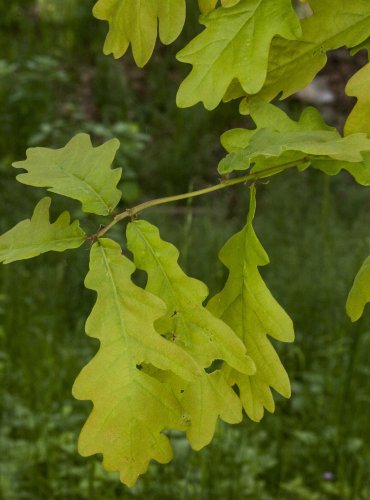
top-left (1, 1), bottom-right (370, 499)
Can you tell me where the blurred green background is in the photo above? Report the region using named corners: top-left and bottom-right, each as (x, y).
top-left (1, 1), bottom-right (370, 498)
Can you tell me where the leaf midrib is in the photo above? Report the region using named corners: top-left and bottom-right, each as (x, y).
top-left (61, 146), bottom-right (111, 212)
top-left (183, 1), bottom-right (262, 70)
top-left (0, 236), bottom-right (84, 255)
top-left (100, 245), bottom-right (132, 360)
top-left (133, 226), bottom-right (180, 311)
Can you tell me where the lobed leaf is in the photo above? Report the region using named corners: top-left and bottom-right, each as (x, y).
top-left (219, 102), bottom-right (370, 181)
top-left (126, 219), bottom-right (255, 374)
top-left (126, 220), bottom-right (255, 448)
top-left (350, 37), bottom-right (370, 56)
top-left (13, 134), bottom-right (122, 216)
top-left (313, 154), bottom-right (370, 186)
top-left (161, 369), bottom-right (242, 450)
top-left (233, 0), bottom-right (370, 108)
top-left (176, 0), bottom-right (301, 110)
top-left (198, 0), bottom-right (241, 14)
top-left (221, 102), bottom-right (333, 158)
top-left (73, 238), bottom-right (200, 486)
top-left (220, 130), bottom-right (370, 174)
top-left (208, 187), bottom-right (294, 421)
top-left (344, 62), bottom-right (370, 137)
top-left (346, 254), bottom-right (370, 322)
top-left (198, 0), bottom-right (218, 13)
top-left (93, 0), bottom-right (186, 66)
top-left (0, 197), bottom-right (85, 264)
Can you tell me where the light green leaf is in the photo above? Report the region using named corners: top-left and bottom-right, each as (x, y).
top-left (221, 128), bottom-right (257, 153)
top-left (350, 37), bottom-right (370, 56)
top-left (208, 187), bottom-right (294, 421)
top-left (198, 0), bottom-right (217, 13)
top-left (127, 221), bottom-right (249, 450)
top-left (198, 0), bottom-right (241, 14)
top-left (126, 220), bottom-right (255, 374)
top-left (237, 101), bottom-right (333, 139)
top-left (223, 103), bottom-right (370, 184)
top-left (219, 103), bottom-right (370, 177)
top-left (0, 197), bottom-right (85, 264)
top-left (176, 0), bottom-right (301, 110)
top-left (93, 0), bottom-right (186, 66)
top-left (13, 134), bottom-right (122, 216)
top-left (346, 254), bottom-right (370, 321)
top-left (221, 102), bottom-right (332, 157)
top-left (237, 0), bottom-right (370, 106)
top-left (73, 238), bottom-right (200, 487)
top-left (312, 154), bottom-right (370, 186)
top-left (162, 369), bottom-right (242, 450)
top-left (344, 63), bottom-right (370, 137)
top-left (126, 220), bottom-right (250, 448)
top-left (220, 129), bottom-right (370, 174)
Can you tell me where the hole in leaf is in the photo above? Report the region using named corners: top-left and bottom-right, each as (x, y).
top-left (131, 268), bottom-right (147, 288)
top-left (205, 359), bottom-right (223, 373)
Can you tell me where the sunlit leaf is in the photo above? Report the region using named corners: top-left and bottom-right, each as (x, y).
top-left (126, 220), bottom-right (253, 447)
top-left (177, 0), bottom-right (301, 110)
top-left (350, 37), bottom-right (370, 56)
top-left (126, 219), bottom-right (255, 374)
top-left (161, 369), bottom-right (242, 450)
top-left (93, 0), bottom-right (186, 66)
top-left (198, 0), bottom-right (241, 14)
top-left (208, 187), bottom-right (294, 421)
top-left (73, 238), bottom-right (200, 486)
top-left (344, 63), bottom-right (370, 137)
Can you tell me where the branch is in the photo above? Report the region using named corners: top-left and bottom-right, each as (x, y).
top-left (96, 158), bottom-right (307, 238)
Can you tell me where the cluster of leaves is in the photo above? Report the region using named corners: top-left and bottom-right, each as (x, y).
top-left (2, 0), bottom-right (370, 488)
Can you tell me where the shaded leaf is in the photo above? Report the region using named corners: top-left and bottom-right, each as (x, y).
top-left (313, 154), bottom-right (370, 186)
top-left (93, 0), bottom-right (186, 66)
top-left (0, 197), bottom-right (85, 264)
top-left (208, 187), bottom-right (294, 421)
top-left (347, 254), bottom-right (370, 321)
top-left (177, 0), bottom-right (301, 110)
top-left (13, 134), bottom-right (122, 216)
top-left (73, 238), bottom-right (200, 487)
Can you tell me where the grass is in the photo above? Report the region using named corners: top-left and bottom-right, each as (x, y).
top-left (1, 1), bottom-right (370, 497)
top-left (1, 169), bottom-right (370, 499)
